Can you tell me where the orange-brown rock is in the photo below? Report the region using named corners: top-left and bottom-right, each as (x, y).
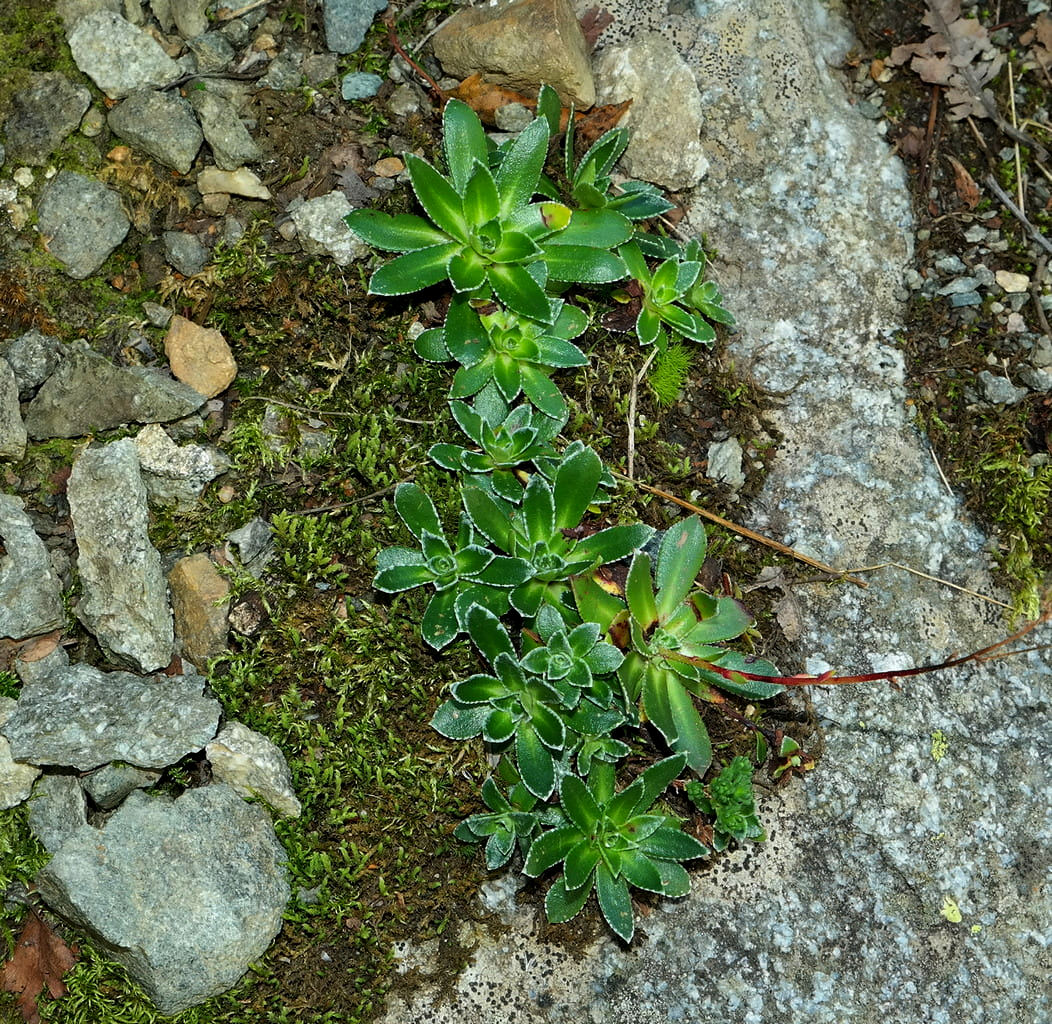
top-left (163, 314), bottom-right (237, 399)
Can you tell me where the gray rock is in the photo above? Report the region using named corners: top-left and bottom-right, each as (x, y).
top-left (323, 0), bottom-right (387, 53)
top-left (68, 439), bottom-right (174, 672)
top-left (383, 2), bottom-right (1051, 1022)
top-left (0, 329), bottom-right (67, 395)
top-left (1, 663), bottom-right (219, 770)
top-left (206, 721), bottom-right (301, 817)
top-left (27, 774), bottom-right (88, 853)
top-left (0, 698), bottom-right (41, 811)
top-left (186, 87), bottom-right (261, 170)
top-left (68, 10), bottom-right (181, 98)
top-left (593, 32), bottom-right (708, 190)
top-left (37, 171), bottom-right (130, 280)
top-left (949, 290), bottom-right (982, 307)
top-left (3, 72), bottom-right (91, 165)
top-left (288, 191), bottom-right (370, 265)
top-left (977, 369), bottom-right (1029, 405)
top-left (938, 276), bottom-right (980, 294)
top-left (14, 645), bottom-right (70, 688)
top-left (705, 436), bottom-right (746, 490)
top-left (226, 518), bottom-right (274, 577)
top-left (259, 44), bottom-right (306, 91)
top-left (134, 422), bottom-right (230, 511)
top-left (0, 494), bottom-right (66, 641)
top-left (35, 785), bottom-right (289, 1014)
top-left (185, 31), bottom-right (235, 73)
top-left (1019, 364), bottom-right (1052, 392)
top-left (81, 761), bottom-right (161, 809)
top-left (170, 0), bottom-right (208, 37)
top-left (493, 102), bottom-right (534, 132)
top-left (23, 342), bottom-right (205, 439)
top-left (107, 90), bottom-right (203, 174)
top-left (341, 71), bottom-right (383, 100)
top-left (0, 358), bottom-right (27, 461)
top-left (304, 53), bottom-right (338, 85)
top-left (162, 229), bottom-right (209, 276)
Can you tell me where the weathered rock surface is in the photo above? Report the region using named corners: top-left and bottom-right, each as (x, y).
top-left (80, 761), bottom-right (161, 809)
top-left (186, 87), bottom-right (262, 170)
top-left (3, 72), bottom-right (91, 166)
top-left (26, 773), bottom-right (88, 853)
top-left (197, 164), bottom-right (271, 199)
top-left (107, 90), bottom-right (203, 174)
top-left (67, 439), bottom-right (174, 672)
top-left (0, 698), bottom-right (41, 811)
top-left (162, 314), bottom-right (237, 398)
top-left (35, 784), bottom-right (289, 1015)
top-left (1, 662), bottom-right (219, 770)
top-left (323, 0), bottom-right (387, 54)
top-left (206, 720), bottom-right (301, 817)
top-left (593, 32), bottom-right (708, 191)
top-left (68, 10), bottom-right (181, 98)
top-left (37, 172), bottom-right (130, 280)
top-left (433, 0), bottom-right (594, 107)
top-left (0, 358), bottom-right (27, 461)
top-left (380, 3), bottom-right (1052, 1024)
top-left (162, 229), bottom-right (209, 276)
top-left (169, 0), bottom-right (208, 39)
top-left (23, 342), bottom-right (205, 438)
top-left (0, 494), bottom-right (66, 641)
top-left (0, 329), bottom-right (66, 395)
top-left (288, 191), bottom-right (369, 265)
top-left (134, 423), bottom-right (230, 511)
top-left (168, 552), bottom-right (230, 664)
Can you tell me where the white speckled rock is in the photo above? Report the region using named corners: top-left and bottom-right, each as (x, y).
top-left (380, 2), bottom-right (1051, 1023)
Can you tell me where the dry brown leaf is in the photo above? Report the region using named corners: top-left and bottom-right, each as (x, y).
top-left (14, 632), bottom-right (61, 664)
top-left (946, 155), bottom-right (980, 208)
top-left (580, 6), bottom-right (614, 51)
top-left (0, 911), bottom-right (78, 1024)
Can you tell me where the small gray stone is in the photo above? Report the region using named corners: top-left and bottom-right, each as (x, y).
top-left (949, 290), bottom-right (982, 307)
top-left (0, 359), bottom-right (27, 461)
top-left (186, 87), bottom-right (261, 170)
top-left (81, 762), bottom-right (161, 809)
top-left (226, 518), bottom-right (274, 576)
top-left (68, 439), bottom-right (174, 672)
top-left (3, 72), bottom-right (91, 166)
top-left (977, 370), bottom-right (1029, 405)
top-left (934, 255), bottom-right (966, 275)
top-left (0, 494), bottom-right (66, 641)
top-left (37, 172), bottom-right (130, 280)
top-left (706, 436), bottom-right (746, 490)
top-left (134, 422), bottom-right (230, 511)
top-left (1, 663), bottom-right (219, 770)
top-left (107, 90), bottom-right (203, 174)
top-left (206, 720), bottom-right (301, 817)
top-left (35, 785), bottom-right (289, 1014)
top-left (0, 698), bottom-right (41, 811)
top-left (185, 31), bottom-right (234, 73)
top-left (259, 45), bottom-right (305, 91)
top-left (937, 277), bottom-right (980, 295)
top-left (341, 71), bottom-right (383, 100)
top-left (27, 774), bottom-right (88, 853)
top-left (169, 0), bottom-right (208, 38)
top-left (0, 329), bottom-right (67, 395)
top-left (289, 191), bottom-right (370, 265)
top-left (23, 342), bottom-right (205, 439)
top-left (68, 10), bottom-right (181, 99)
top-left (304, 53), bottom-right (338, 85)
top-left (494, 103), bottom-right (535, 132)
top-left (324, 0), bottom-right (387, 53)
top-left (162, 230), bottom-right (209, 276)
top-left (142, 302), bottom-right (174, 328)
top-left (1019, 365), bottom-right (1052, 392)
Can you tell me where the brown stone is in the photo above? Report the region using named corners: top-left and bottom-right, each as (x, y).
top-left (163, 314), bottom-right (237, 399)
top-left (432, 0), bottom-right (595, 108)
top-left (169, 553), bottom-right (230, 666)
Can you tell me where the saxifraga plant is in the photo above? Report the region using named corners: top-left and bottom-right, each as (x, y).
top-left (343, 86), bottom-right (1047, 943)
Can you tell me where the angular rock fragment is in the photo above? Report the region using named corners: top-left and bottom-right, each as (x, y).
top-left (68, 10), bottom-right (181, 99)
top-left (0, 698), bottom-right (41, 811)
top-left (168, 553), bottom-right (230, 665)
top-left (186, 87), bottom-right (262, 170)
top-left (107, 90), bottom-right (203, 174)
top-left (0, 494), bottom-right (66, 641)
top-left (3, 72), bottom-right (91, 166)
top-left (134, 423), bottom-right (230, 511)
top-left (81, 761), bottom-right (161, 809)
top-left (206, 721), bottom-right (301, 817)
top-left (27, 774), bottom-right (88, 853)
top-left (1, 663), bottom-right (220, 770)
top-left (0, 358), bottom-right (27, 461)
top-left (162, 315), bottom-right (237, 398)
top-left (67, 439), bottom-right (174, 672)
top-left (37, 172), bottom-right (130, 280)
top-left (36, 785), bottom-right (289, 1014)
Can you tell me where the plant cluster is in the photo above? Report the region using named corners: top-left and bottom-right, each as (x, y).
top-left (346, 89), bottom-right (772, 942)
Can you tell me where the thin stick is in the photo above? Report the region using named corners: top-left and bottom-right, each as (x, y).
top-left (626, 349), bottom-right (658, 480)
top-left (984, 174), bottom-right (1052, 256)
top-left (929, 445), bottom-right (954, 496)
top-left (1008, 61), bottom-right (1026, 212)
top-left (216, 0), bottom-right (270, 20)
top-left (287, 481), bottom-right (403, 515)
top-left (841, 561), bottom-right (1014, 610)
top-left (384, 14), bottom-right (445, 105)
top-left (612, 472), bottom-right (868, 585)
top-left (1029, 255), bottom-right (1051, 337)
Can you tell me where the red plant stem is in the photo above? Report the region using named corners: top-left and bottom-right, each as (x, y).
top-left (673, 606), bottom-right (1052, 688)
top-left (385, 15), bottom-right (445, 106)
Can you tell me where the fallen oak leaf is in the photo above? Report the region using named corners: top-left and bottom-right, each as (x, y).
top-left (1, 910), bottom-right (78, 1024)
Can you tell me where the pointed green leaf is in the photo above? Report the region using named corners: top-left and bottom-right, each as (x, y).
top-left (484, 708), bottom-right (517, 744)
top-left (488, 263), bottom-right (552, 322)
top-left (634, 753), bottom-right (689, 813)
top-left (520, 365), bottom-right (568, 420)
top-left (406, 153), bottom-right (470, 242)
top-left (559, 774), bottom-right (601, 833)
top-left (685, 597), bottom-right (753, 645)
top-left (571, 574), bottom-right (628, 633)
top-left (536, 83), bottom-right (563, 136)
top-left (517, 723), bottom-right (556, 798)
top-left (369, 243), bottom-right (462, 296)
top-left (564, 840), bottom-right (602, 891)
top-left (636, 305), bottom-right (662, 346)
top-left (545, 873), bottom-right (594, 923)
top-left (625, 552), bottom-right (658, 629)
top-left (463, 485), bottom-right (518, 553)
top-left (637, 825), bottom-right (709, 862)
top-left (667, 679), bottom-right (712, 773)
top-left (523, 472), bottom-right (556, 545)
top-left (494, 115), bottom-right (549, 216)
top-left (550, 208), bottom-right (633, 249)
top-left (372, 555), bottom-right (433, 593)
top-left (595, 863), bottom-right (634, 942)
top-left (523, 825), bottom-right (580, 876)
top-left (553, 445), bottom-right (602, 531)
top-left (485, 830), bottom-right (516, 869)
top-left (652, 858), bottom-right (692, 897)
top-left (655, 517), bottom-right (707, 619)
top-left (448, 251), bottom-right (488, 292)
top-left (451, 673), bottom-right (508, 704)
top-left (444, 98), bottom-right (490, 192)
top-left (421, 588), bottom-right (462, 649)
top-left (618, 850), bottom-right (665, 894)
top-left (431, 699), bottom-right (489, 739)
top-left (466, 605), bottom-right (516, 666)
top-left (575, 127), bottom-right (628, 184)
top-left (542, 245), bottom-right (627, 284)
top-left (394, 483), bottom-right (443, 540)
top-left (414, 327), bottom-right (449, 362)
top-left (573, 523), bottom-right (654, 567)
top-left (660, 303), bottom-right (716, 344)
top-left (532, 335), bottom-right (588, 368)
top-left (344, 209), bottom-right (451, 252)
top-left (462, 160), bottom-right (501, 226)
top-left (492, 230), bottom-right (543, 264)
